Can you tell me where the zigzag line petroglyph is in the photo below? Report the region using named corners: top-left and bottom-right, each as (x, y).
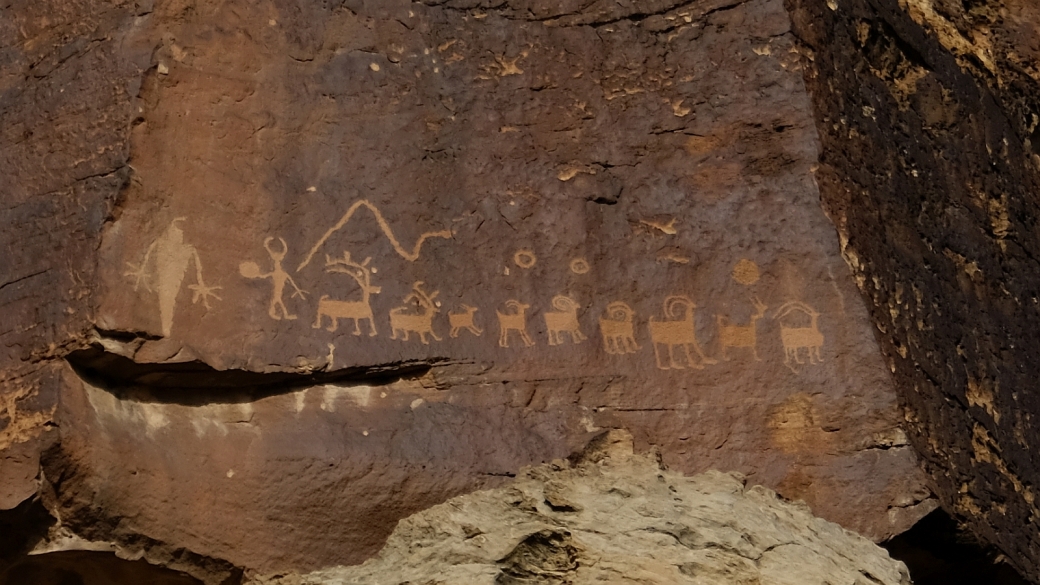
top-left (297, 199), bottom-right (452, 271)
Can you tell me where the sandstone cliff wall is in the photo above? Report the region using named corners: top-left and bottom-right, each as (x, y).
top-left (2, 0), bottom-right (932, 580)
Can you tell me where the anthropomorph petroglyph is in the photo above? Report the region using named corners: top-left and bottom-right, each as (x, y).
top-left (599, 301), bottom-right (640, 355)
top-left (313, 252), bottom-right (381, 335)
top-left (497, 300), bottom-right (534, 348)
top-left (716, 297), bottom-right (768, 361)
top-left (389, 282), bottom-right (442, 344)
top-left (124, 218), bottom-right (221, 336)
top-left (775, 301), bottom-right (824, 372)
top-left (239, 237), bottom-right (308, 320)
top-left (448, 305), bottom-right (483, 338)
top-left (544, 295), bottom-right (587, 346)
top-left (648, 296), bottom-right (716, 370)
top-left (297, 199), bottom-right (452, 271)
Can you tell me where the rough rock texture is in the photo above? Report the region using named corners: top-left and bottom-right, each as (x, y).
top-left (3, 0), bottom-right (933, 581)
top-left (785, 0), bottom-right (1040, 579)
top-left (250, 431), bottom-right (912, 585)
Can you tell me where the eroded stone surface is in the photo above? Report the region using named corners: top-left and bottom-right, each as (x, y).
top-left (249, 431), bottom-right (912, 585)
top-left (3, 0), bottom-right (931, 579)
top-left (786, 0), bottom-right (1040, 578)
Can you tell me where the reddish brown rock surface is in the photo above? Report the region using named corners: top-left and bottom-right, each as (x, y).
top-left (786, 0), bottom-right (1040, 579)
top-left (3, 0), bottom-right (932, 581)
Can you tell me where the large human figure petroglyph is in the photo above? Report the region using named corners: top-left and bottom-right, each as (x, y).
top-left (239, 237), bottom-right (308, 320)
top-left (125, 218), bottom-right (221, 336)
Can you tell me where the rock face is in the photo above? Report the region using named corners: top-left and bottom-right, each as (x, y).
top-left (3, 0), bottom-right (933, 581)
top-left (785, 0), bottom-right (1040, 577)
top-left (251, 431), bottom-right (912, 585)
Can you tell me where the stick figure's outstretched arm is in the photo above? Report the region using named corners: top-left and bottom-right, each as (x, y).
top-left (287, 274), bottom-right (308, 300)
top-left (124, 241), bottom-right (158, 291)
top-left (187, 248), bottom-right (222, 308)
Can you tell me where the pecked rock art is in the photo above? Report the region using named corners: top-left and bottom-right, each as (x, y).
top-left (29, 0), bottom-right (937, 578)
top-left (239, 237), bottom-right (308, 320)
top-left (599, 302), bottom-right (640, 355)
top-left (124, 219), bottom-right (221, 336)
top-left (313, 252), bottom-right (382, 336)
top-left (389, 282), bottom-right (442, 344)
top-left (648, 296), bottom-right (716, 370)
top-left (298, 200), bottom-right (451, 270)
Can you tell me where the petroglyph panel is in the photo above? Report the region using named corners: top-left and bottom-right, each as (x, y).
top-left (81, 0), bottom-right (930, 564)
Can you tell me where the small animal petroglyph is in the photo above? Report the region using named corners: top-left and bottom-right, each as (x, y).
top-left (544, 295), bottom-right (587, 346)
top-left (240, 237), bottom-right (307, 320)
top-left (313, 252), bottom-right (381, 335)
top-left (390, 282), bottom-right (442, 344)
top-left (648, 296), bottom-right (716, 370)
top-left (497, 300), bottom-right (534, 348)
top-left (599, 301), bottom-right (640, 355)
top-left (775, 301), bottom-right (824, 372)
top-left (448, 304), bottom-right (483, 338)
top-left (716, 297), bottom-right (768, 361)
top-left (124, 218), bottom-right (221, 337)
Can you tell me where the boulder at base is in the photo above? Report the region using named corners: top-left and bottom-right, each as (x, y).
top-left (250, 431), bottom-right (911, 585)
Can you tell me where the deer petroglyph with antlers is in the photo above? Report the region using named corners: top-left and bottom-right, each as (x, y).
top-left (313, 252), bottom-right (382, 335)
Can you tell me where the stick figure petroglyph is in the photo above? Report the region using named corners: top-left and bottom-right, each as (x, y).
top-left (124, 218), bottom-right (221, 337)
top-left (647, 296), bottom-right (716, 370)
top-left (544, 295), bottom-right (587, 346)
top-left (448, 304), bottom-right (483, 338)
top-left (497, 300), bottom-right (534, 348)
top-left (599, 301), bottom-right (640, 355)
top-left (239, 237), bottom-right (308, 320)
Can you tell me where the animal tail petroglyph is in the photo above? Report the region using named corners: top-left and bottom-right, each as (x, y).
top-left (297, 199), bottom-right (452, 271)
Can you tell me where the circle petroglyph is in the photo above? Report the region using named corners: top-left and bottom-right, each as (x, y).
top-left (732, 259), bottom-right (760, 285)
top-left (569, 258), bottom-right (590, 274)
top-left (514, 250), bottom-right (537, 269)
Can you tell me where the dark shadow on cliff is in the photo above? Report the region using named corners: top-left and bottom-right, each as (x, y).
top-left (0, 550), bottom-right (214, 585)
top-left (66, 344), bottom-right (456, 405)
top-left (883, 508), bottom-right (1028, 585)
